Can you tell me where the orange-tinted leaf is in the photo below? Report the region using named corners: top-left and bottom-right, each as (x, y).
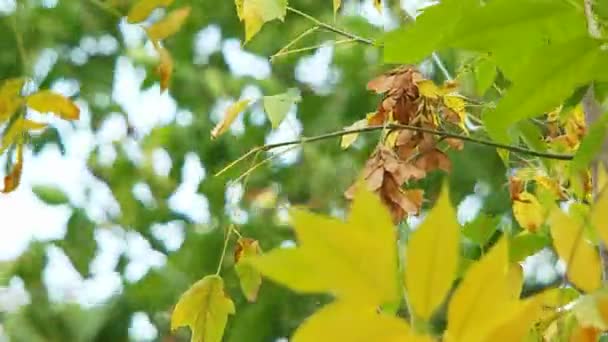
top-left (146, 6), bottom-right (191, 41)
top-left (2, 143), bottom-right (23, 193)
top-left (512, 192), bottom-right (544, 232)
top-left (26, 90), bottom-right (79, 120)
top-left (234, 238), bottom-right (263, 302)
top-left (127, 0), bottom-right (174, 23)
top-left (156, 46), bottom-right (173, 92)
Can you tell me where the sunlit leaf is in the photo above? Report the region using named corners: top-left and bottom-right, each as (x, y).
top-left (406, 184), bottom-right (459, 320)
top-left (373, 0), bottom-right (382, 13)
top-left (263, 88), bottom-right (301, 128)
top-left (482, 297), bottom-right (542, 342)
top-left (26, 90), bottom-right (79, 120)
top-left (512, 192), bottom-right (545, 233)
top-left (211, 99), bottom-right (251, 139)
top-left (550, 208), bottom-right (601, 293)
top-left (235, 0), bottom-right (287, 42)
top-left (127, 0), bottom-right (174, 23)
top-left (446, 239), bottom-right (514, 342)
top-left (292, 302), bottom-right (431, 342)
top-left (2, 143), bottom-right (23, 193)
top-left (146, 6), bottom-right (191, 41)
top-left (340, 119), bottom-right (367, 149)
top-left (250, 185), bottom-right (400, 305)
top-left (172, 275), bottom-right (235, 342)
top-left (473, 57), bottom-right (497, 96)
top-left (234, 238), bottom-right (263, 302)
top-left (572, 291), bottom-right (608, 331)
top-left (333, 0), bottom-right (341, 15)
top-left (417, 80), bottom-right (443, 99)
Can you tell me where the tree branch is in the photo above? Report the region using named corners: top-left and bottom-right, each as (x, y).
top-left (286, 7), bottom-right (375, 46)
top-left (216, 123), bottom-right (574, 176)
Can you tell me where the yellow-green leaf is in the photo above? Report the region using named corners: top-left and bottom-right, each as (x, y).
top-left (292, 302), bottom-right (430, 342)
top-left (127, 0), bottom-right (174, 23)
top-left (1, 118), bottom-right (27, 155)
top-left (234, 238), bottom-right (263, 302)
top-left (550, 208), bottom-right (601, 293)
top-left (210, 99), bottom-right (251, 139)
top-left (572, 291), bottom-right (608, 331)
top-left (2, 143), bottom-right (23, 193)
top-left (406, 184), bottom-right (460, 321)
top-left (146, 6), bottom-right (191, 41)
top-left (171, 275), bottom-right (235, 342)
top-left (26, 90), bottom-right (79, 120)
top-left (263, 88), bottom-right (301, 128)
top-left (0, 78), bottom-right (25, 122)
top-left (235, 0), bottom-right (287, 42)
top-left (373, 0), bottom-right (382, 13)
top-left (250, 184), bottom-right (399, 305)
top-left (333, 0), bottom-right (341, 15)
top-left (340, 119), bottom-right (367, 149)
top-left (482, 297), bottom-right (543, 342)
top-left (446, 238), bottom-right (513, 342)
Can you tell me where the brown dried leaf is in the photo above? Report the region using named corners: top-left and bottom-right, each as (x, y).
top-left (415, 149), bottom-right (451, 172)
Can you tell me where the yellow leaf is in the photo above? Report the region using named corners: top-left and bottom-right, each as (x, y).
top-left (234, 238), bottom-right (263, 302)
top-left (592, 187), bottom-right (608, 248)
top-left (482, 297), bottom-right (543, 342)
top-left (572, 292), bottom-right (608, 330)
top-left (250, 185), bottom-right (399, 305)
top-left (373, 0), bottom-right (382, 13)
top-left (146, 6), bottom-right (191, 41)
top-left (1, 118), bottom-right (28, 154)
top-left (340, 119), bottom-right (367, 149)
top-left (292, 302), bottom-right (431, 342)
top-left (155, 46), bottom-right (173, 92)
top-left (598, 163), bottom-right (607, 191)
top-left (210, 99), bottom-right (251, 139)
top-left (406, 184), bottom-right (460, 321)
top-left (127, 0), bottom-right (174, 23)
top-left (26, 90), bottom-right (79, 120)
top-left (506, 264), bottom-right (523, 299)
top-left (333, 0), bottom-right (341, 15)
top-left (22, 119), bottom-right (47, 131)
top-left (512, 192), bottom-right (545, 232)
top-left (0, 78), bottom-right (25, 122)
top-left (171, 275), bottom-right (235, 342)
top-left (235, 0), bottom-right (287, 42)
top-left (445, 239), bottom-right (513, 342)
top-left (417, 80), bottom-right (443, 99)
top-left (2, 143), bottom-right (23, 193)
top-left (443, 95), bottom-right (466, 127)
top-left (550, 208), bottom-right (601, 293)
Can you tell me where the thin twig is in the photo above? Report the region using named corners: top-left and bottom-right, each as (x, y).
top-left (9, 14), bottom-right (27, 73)
top-left (271, 26), bottom-right (320, 62)
top-left (215, 224), bottom-right (234, 275)
top-left (87, 0), bottom-right (123, 18)
top-left (215, 123), bottom-right (574, 177)
top-left (271, 39), bottom-right (355, 59)
top-left (287, 6), bottom-right (375, 46)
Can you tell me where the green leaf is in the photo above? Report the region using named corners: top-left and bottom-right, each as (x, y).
top-left (59, 210), bottom-right (96, 277)
top-left (517, 120), bottom-right (551, 170)
top-left (172, 275), bottom-right (235, 342)
top-left (474, 57), bottom-right (497, 96)
top-left (572, 113), bottom-right (608, 173)
top-left (263, 88), bottom-right (301, 128)
top-left (32, 185), bottom-right (70, 205)
top-left (509, 232), bottom-right (549, 262)
top-left (484, 37), bottom-right (605, 143)
top-left (463, 214), bottom-right (499, 246)
top-left (234, 238), bottom-right (263, 302)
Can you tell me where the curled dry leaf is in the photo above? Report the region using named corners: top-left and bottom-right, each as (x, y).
top-left (2, 143), bottom-right (23, 193)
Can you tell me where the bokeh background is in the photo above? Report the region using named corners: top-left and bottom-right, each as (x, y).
top-left (0, 0), bottom-right (561, 340)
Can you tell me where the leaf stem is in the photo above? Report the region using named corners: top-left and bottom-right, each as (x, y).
top-left (286, 6), bottom-right (375, 46)
top-left (215, 224), bottom-right (234, 275)
top-left (271, 26), bottom-right (320, 62)
top-left (271, 39), bottom-right (355, 60)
